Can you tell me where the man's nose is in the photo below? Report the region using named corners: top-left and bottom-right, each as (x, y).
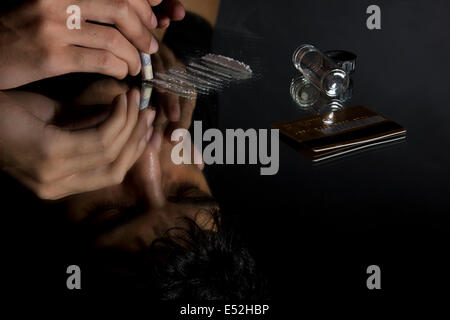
top-left (193, 142), bottom-right (205, 171)
top-left (172, 129), bottom-right (204, 170)
top-left (128, 130), bottom-right (165, 208)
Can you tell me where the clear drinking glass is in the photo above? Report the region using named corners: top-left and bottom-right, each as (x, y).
top-left (293, 44), bottom-right (349, 97)
top-left (290, 76), bottom-right (320, 108)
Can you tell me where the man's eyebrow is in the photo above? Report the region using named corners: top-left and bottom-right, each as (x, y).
top-left (81, 203), bottom-right (145, 236)
top-left (170, 195), bottom-right (220, 207)
top-left (167, 183), bottom-right (219, 208)
top-left (82, 184), bottom-right (219, 236)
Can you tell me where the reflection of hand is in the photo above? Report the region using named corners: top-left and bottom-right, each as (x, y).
top-left (154, 0), bottom-right (186, 29)
top-left (150, 43), bottom-right (197, 141)
top-left (150, 44), bottom-right (198, 148)
top-left (158, 94), bottom-right (196, 138)
top-left (74, 78), bottom-right (131, 106)
top-left (0, 88), bottom-right (155, 200)
top-left (0, 0), bottom-right (185, 89)
top-left (152, 42), bottom-right (189, 122)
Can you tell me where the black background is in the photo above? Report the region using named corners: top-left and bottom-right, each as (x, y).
top-left (1, 0), bottom-right (449, 313)
top-left (207, 0), bottom-right (450, 305)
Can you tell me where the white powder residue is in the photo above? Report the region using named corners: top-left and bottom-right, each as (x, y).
top-left (143, 54), bottom-right (253, 98)
top-left (201, 54), bottom-right (253, 75)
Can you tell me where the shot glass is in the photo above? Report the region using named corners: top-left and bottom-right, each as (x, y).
top-left (293, 44), bottom-right (349, 98)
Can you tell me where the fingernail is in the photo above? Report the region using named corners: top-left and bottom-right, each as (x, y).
top-left (151, 13), bottom-right (157, 28)
top-left (136, 91), bottom-right (141, 106)
top-left (138, 136), bottom-right (147, 150)
top-left (137, 60), bottom-right (142, 75)
top-left (146, 127), bottom-right (154, 142)
top-left (170, 102), bottom-right (181, 122)
top-left (153, 130), bottom-right (163, 151)
top-left (149, 37), bottom-right (158, 53)
top-left (147, 110), bottom-right (156, 127)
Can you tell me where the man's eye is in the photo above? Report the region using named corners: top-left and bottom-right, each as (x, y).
top-left (84, 200), bottom-right (130, 225)
top-left (169, 183), bottom-right (204, 200)
top-left (168, 183), bottom-right (218, 208)
top-left (94, 208), bottom-right (121, 223)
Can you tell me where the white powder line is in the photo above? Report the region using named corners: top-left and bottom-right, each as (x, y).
top-left (188, 61), bottom-right (234, 80)
top-left (201, 54), bottom-right (253, 75)
top-left (145, 78), bottom-right (196, 98)
top-left (186, 66), bottom-right (227, 84)
top-left (142, 54), bottom-right (254, 99)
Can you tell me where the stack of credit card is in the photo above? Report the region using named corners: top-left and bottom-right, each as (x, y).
top-left (272, 106), bottom-right (407, 162)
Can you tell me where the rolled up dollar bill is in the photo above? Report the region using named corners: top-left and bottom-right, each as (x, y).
top-left (140, 52), bottom-right (154, 80)
top-left (140, 83), bottom-right (153, 110)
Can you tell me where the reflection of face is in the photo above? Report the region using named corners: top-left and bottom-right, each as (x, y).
top-left (65, 134), bottom-right (218, 252)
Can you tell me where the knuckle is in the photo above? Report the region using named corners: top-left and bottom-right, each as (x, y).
top-left (105, 30), bottom-right (121, 49)
top-left (112, 0), bottom-right (131, 18)
top-left (117, 66), bottom-right (128, 79)
top-left (44, 48), bottom-right (75, 74)
top-left (34, 184), bottom-right (56, 200)
top-left (32, 164), bottom-right (55, 184)
top-left (35, 19), bottom-right (55, 38)
top-left (71, 50), bottom-right (85, 68)
top-left (104, 148), bottom-right (119, 163)
top-left (113, 61), bottom-right (128, 79)
top-left (32, 168), bottom-right (46, 184)
top-left (97, 52), bottom-right (112, 69)
top-left (41, 48), bottom-right (59, 73)
top-left (98, 131), bottom-right (111, 151)
top-left (111, 169), bottom-right (125, 185)
top-left (40, 127), bottom-right (61, 158)
top-left (38, 141), bottom-right (55, 161)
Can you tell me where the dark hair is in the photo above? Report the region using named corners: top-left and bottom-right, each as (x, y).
top-left (86, 210), bottom-right (267, 300)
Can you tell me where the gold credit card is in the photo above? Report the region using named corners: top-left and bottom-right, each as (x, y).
top-left (271, 106), bottom-right (407, 162)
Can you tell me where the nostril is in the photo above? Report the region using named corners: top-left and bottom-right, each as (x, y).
top-left (193, 143), bottom-right (204, 170)
top-left (196, 162), bottom-right (205, 171)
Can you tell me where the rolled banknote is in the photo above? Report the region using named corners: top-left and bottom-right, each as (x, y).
top-left (140, 52), bottom-right (154, 80)
top-left (140, 83), bottom-right (153, 110)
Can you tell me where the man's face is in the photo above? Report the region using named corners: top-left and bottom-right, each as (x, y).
top-left (64, 102), bottom-right (218, 252)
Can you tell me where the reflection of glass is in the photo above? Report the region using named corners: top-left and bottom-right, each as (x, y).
top-left (293, 44), bottom-right (349, 97)
top-left (290, 76), bottom-right (320, 108)
top-left (324, 50), bottom-right (357, 75)
top-left (290, 76), bottom-right (349, 125)
top-left (316, 100), bottom-right (344, 125)
top-left (290, 76), bottom-right (353, 109)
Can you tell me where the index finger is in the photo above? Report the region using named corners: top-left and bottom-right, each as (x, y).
top-left (46, 93), bottom-right (129, 157)
top-left (81, 0), bottom-right (158, 54)
top-left (148, 0), bottom-right (164, 6)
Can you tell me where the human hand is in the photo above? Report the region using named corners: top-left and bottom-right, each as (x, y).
top-left (0, 0), bottom-right (185, 89)
top-left (0, 87), bottom-right (156, 200)
top-left (153, 0), bottom-right (186, 29)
